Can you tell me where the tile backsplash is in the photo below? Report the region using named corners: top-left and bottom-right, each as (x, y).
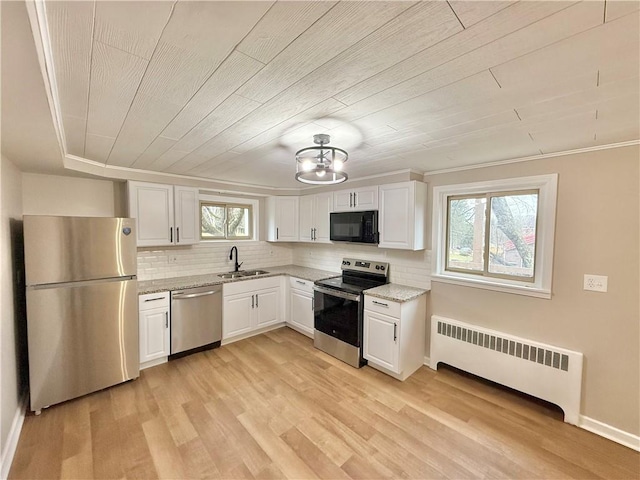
top-left (137, 240), bottom-right (431, 289)
top-left (137, 241), bottom-right (293, 280)
top-left (291, 243), bottom-right (431, 289)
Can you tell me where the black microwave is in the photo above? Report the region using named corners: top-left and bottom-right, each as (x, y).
top-left (330, 211), bottom-right (379, 244)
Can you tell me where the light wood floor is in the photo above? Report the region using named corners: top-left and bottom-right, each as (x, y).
top-left (10, 327), bottom-right (639, 479)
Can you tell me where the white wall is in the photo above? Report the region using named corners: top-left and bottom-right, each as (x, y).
top-left (1, 155), bottom-right (25, 477)
top-left (22, 172), bottom-right (124, 217)
top-left (425, 144), bottom-right (639, 437)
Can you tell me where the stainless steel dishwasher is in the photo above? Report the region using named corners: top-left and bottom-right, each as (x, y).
top-left (171, 285), bottom-right (222, 357)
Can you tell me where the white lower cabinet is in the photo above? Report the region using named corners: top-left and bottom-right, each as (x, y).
top-left (288, 277), bottom-right (314, 337)
top-left (363, 294), bottom-right (426, 381)
top-left (223, 277), bottom-right (281, 342)
top-left (255, 287), bottom-right (279, 327)
top-left (364, 310), bottom-right (399, 371)
top-left (223, 293), bottom-right (254, 339)
top-left (139, 292), bottom-right (170, 369)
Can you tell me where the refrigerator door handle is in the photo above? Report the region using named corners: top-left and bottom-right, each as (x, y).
top-left (27, 275), bottom-right (136, 290)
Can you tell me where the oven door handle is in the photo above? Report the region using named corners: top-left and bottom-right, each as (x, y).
top-left (313, 285), bottom-right (361, 302)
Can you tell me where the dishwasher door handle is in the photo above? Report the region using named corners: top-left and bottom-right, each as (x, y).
top-left (172, 289), bottom-right (220, 300)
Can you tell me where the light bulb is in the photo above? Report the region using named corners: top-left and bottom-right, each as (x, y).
top-left (316, 169), bottom-right (326, 177)
top-left (302, 160), bottom-right (314, 171)
top-left (333, 160), bottom-right (343, 171)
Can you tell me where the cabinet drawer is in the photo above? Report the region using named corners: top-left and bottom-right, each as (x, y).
top-left (290, 277), bottom-right (313, 293)
top-left (364, 295), bottom-right (401, 318)
top-left (139, 291), bottom-right (170, 311)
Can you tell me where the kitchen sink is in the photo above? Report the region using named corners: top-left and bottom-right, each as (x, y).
top-left (218, 273), bottom-right (244, 279)
top-left (218, 269), bottom-right (270, 279)
top-left (240, 269), bottom-right (270, 276)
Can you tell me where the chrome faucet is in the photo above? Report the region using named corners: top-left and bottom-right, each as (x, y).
top-left (229, 246), bottom-right (243, 272)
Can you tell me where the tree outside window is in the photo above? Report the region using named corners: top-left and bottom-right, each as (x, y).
top-left (446, 190), bottom-right (538, 281)
top-left (201, 202), bottom-right (252, 240)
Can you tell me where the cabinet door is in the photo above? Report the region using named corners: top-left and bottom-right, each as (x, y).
top-left (223, 293), bottom-right (253, 339)
top-left (363, 310), bottom-right (399, 373)
top-left (174, 186), bottom-right (200, 245)
top-left (290, 289), bottom-right (313, 334)
top-left (255, 288), bottom-right (279, 328)
top-left (379, 182), bottom-right (413, 249)
top-left (332, 190), bottom-right (353, 212)
top-left (353, 187), bottom-right (378, 210)
top-left (275, 197), bottom-right (299, 241)
top-left (139, 307), bottom-right (170, 363)
top-left (314, 192), bottom-right (332, 243)
top-left (298, 195), bottom-right (314, 242)
top-left (128, 182), bottom-right (174, 246)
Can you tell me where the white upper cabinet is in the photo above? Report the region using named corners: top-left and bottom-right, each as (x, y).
top-left (298, 195), bottom-right (314, 242)
top-left (379, 181), bottom-right (427, 250)
top-left (173, 186), bottom-right (200, 245)
top-left (128, 181), bottom-right (200, 247)
top-left (298, 192), bottom-right (332, 243)
top-left (332, 186), bottom-right (378, 212)
top-left (266, 196), bottom-right (299, 241)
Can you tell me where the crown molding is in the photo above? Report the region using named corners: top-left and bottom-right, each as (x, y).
top-left (63, 155), bottom-right (299, 196)
top-left (24, 0), bottom-right (67, 160)
top-left (423, 140), bottom-right (640, 176)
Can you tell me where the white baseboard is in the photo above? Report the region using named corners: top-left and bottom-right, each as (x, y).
top-left (423, 356), bottom-right (431, 367)
top-left (221, 322), bottom-right (286, 346)
top-left (140, 356), bottom-right (168, 370)
top-left (1, 394), bottom-right (27, 480)
top-left (578, 415), bottom-right (640, 452)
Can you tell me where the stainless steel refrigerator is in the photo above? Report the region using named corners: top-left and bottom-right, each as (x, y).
top-left (24, 216), bottom-right (139, 413)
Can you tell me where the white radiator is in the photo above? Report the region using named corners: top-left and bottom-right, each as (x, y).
top-left (430, 315), bottom-right (583, 425)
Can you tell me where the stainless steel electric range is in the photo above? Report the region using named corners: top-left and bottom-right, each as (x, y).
top-left (313, 258), bottom-right (389, 368)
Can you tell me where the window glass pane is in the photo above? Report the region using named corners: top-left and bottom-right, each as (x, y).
top-left (488, 192), bottom-right (538, 278)
top-left (201, 204), bottom-right (226, 239)
top-left (227, 206), bottom-right (251, 238)
top-left (447, 197), bottom-right (486, 273)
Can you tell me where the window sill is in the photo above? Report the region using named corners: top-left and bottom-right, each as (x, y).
top-left (431, 273), bottom-right (551, 299)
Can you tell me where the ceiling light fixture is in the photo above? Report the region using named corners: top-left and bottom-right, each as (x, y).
top-left (295, 134), bottom-right (348, 185)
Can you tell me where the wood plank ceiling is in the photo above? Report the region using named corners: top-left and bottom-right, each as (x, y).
top-left (44, 1), bottom-right (640, 188)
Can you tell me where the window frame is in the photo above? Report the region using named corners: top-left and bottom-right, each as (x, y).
top-left (432, 174), bottom-right (558, 299)
top-left (445, 189), bottom-right (540, 282)
top-left (199, 194), bottom-right (258, 242)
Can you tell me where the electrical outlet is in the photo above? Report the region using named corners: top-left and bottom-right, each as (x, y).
top-left (269, 250), bottom-right (273, 256)
top-left (169, 255), bottom-right (179, 264)
top-left (584, 274), bottom-right (608, 292)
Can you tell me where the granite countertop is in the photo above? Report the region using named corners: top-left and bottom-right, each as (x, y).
top-left (364, 283), bottom-right (429, 303)
top-left (138, 264), bottom-right (337, 295)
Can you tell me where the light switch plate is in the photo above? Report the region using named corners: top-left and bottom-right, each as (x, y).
top-left (584, 274), bottom-right (608, 292)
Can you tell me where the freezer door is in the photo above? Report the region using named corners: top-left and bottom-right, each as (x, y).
top-left (24, 216), bottom-right (137, 285)
top-left (26, 278), bottom-right (139, 412)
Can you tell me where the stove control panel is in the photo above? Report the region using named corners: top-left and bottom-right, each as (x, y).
top-left (341, 258), bottom-right (389, 277)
